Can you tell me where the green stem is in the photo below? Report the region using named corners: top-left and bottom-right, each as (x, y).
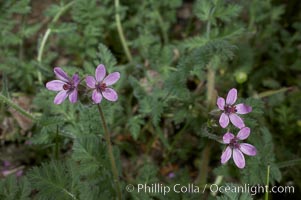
top-left (52, 1), bottom-right (75, 24)
top-left (195, 7), bottom-right (215, 95)
top-left (36, 1), bottom-right (75, 83)
top-left (37, 29), bottom-right (52, 64)
top-left (255, 87), bottom-right (291, 99)
top-left (206, 7), bottom-right (215, 39)
top-left (265, 165), bottom-right (270, 200)
top-left (63, 188), bottom-right (78, 200)
top-left (156, 10), bottom-right (168, 44)
top-left (37, 28), bottom-right (51, 83)
top-left (198, 143), bottom-right (211, 187)
top-left (0, 93), bottom-right (35, 121)
top-left (206, 68), bottom-right (215, 107)
top-left (206, 6), bottom-right (216, 107)
top-left (55, 125), bottom-right (60, 159)
top-left (248, 2), bottom-right (255, 31)
top-left (115, 0), bottom-right (133, 62)
top-left (198, 6), bottom-right (216, 189)
top-left (97, 104), bottom-right (122, 200)
top-left (277, 158), bottom-right (301, 168)
top-left (210, 176), bottom-right (223, 196)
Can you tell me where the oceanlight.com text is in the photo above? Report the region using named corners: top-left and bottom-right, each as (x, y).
top-left (208, 184), bottom-right (295, 196)
top-left (125, 183), bottom-right (295, 196)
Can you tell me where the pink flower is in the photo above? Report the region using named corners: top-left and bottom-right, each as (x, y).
top-left (221, 127), bottom-right (257, 169)
top-left (168, 172), bottom-right (175, 179)
top-left (46, 67), bottom-right (80, 104)
top-left (2, 170), bottom-right (11, 176)
top-left (85, 64), bottom-right (120, 103)
top-left (3, 161), bottom-right (11, 167)
top-left (16, 169), bottom-right (23, 177)
top-left (217, 88), bottom-right (252, 128)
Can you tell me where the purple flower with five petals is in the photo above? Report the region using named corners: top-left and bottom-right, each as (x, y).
top-left (46, 67), bottom-right (80, 104)
top-left (221, 127), bottom-right (257, 169)
top-left (217, 88), bottom-right (252, 129)
top-left (85, 64), bottom-right (120, 104)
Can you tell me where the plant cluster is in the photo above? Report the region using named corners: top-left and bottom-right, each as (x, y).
top-left (0, 0), bottom-right (300, 200)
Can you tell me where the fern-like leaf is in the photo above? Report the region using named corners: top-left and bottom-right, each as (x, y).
top-left (72, 135), bottom-right (108, 175)
top-left (27, 160), bottom-right (78, 200)
top-left (96, 43), bottom-right (117, 70)
top-left (0, 176), bottom-right (31, 200)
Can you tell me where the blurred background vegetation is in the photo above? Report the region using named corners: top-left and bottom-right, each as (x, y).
top-left (0, 0), bottom-right (300, 199)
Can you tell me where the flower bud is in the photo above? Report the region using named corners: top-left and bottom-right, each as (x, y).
top-left (235, 72), bottom-right (248, 84)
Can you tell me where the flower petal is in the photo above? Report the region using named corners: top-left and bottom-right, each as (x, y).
top-left (69, 89), bottom-right (78, 103)
top-left (54, 90), bottom-right (68, 104)
top-left (237, 127), bottom-right (250, 140)
top-left (103, 72), bottom-right (120, 86)
top-left (236, 103), bottom-right (252, 114)
top-left (240, 143), bottom-right (257, 156)
top-left (229, 114), bottom-right (245, 129)
top-left (233, 149), bottom-right (245, 169)
top-left (223, 132), bottom-right (235, 144)
top-left (46, 80), bottom-right (65, 91)
top-left (95, 64), bottom-right (106, 82)
top-left (86, 76), bottom-right (96, 88)
top-left (219, 113), bottom-right (229, 128)
top-left (54, 67), bottom-right (69, 82)
top-left (217, 97), bottom-right (225, 110)
top-left (226, 88), bottom-right (237, 105)
top-left (102, 88), bottom-right (118, 101)
top-left (92, 90), bottom-right (102, 104)
top-left (221, 146), bottom-right (232, 164)
top-left (72, 74), bottom-right (80, 86)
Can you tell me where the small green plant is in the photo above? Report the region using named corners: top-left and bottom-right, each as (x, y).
top-left (0, 0), bottom-right (300, 199)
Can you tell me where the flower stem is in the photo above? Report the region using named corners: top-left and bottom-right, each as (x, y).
top-left (0, 93), bottom-right (35, 121)
top-left (97, 104), bottom-right (122, 200)
top-left (55, 125), bottom-right (60, 159)
top-left (37, 1), bottom-right (75, 83)
top-left (115, 0), bottom-right (133, 62)
top-left (37, 28), bottom-right (52, 83)
top-left (207, 68), bottom-right (215, 107)
top-left (265, 165), bottom-right (270, 200)
top-left (205, 6), bottom-right (216, 108)
top-left (198, 5), bottom-right (216, 187)
top-left (37, 29), bottom-right (52, 64)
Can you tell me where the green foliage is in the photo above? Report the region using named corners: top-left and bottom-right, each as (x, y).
top-left (71, 135), bottom-right (108, 175)
top-left (0, 176), bottom-right (31, 200)
top-left (31, 116), bottom-right (65, 145)
top-left (182, 36), bottom-right (208, 50)
top-left (1, 0), bottom-right (301, 199)
top-left (0, 0), bottom-right (40, 92)
top-left (241, 127), bottom-right (281, 185)
top-left (123, 0), bottom-right (182, 59)
top-left (69, 0), bottom-right (114, 60)
top-left (73, 104), bottom-right (102, 136)
top-left (128, 115), bottom-right (144, 140)
top-left (96, 43), bottom-right (117, 70)
top-left (137, 163), bottom-right (159, 183)
top-left (194, 0), bottom-right (242, 26)
top-left (27, 160), bottom-right (79, 200)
